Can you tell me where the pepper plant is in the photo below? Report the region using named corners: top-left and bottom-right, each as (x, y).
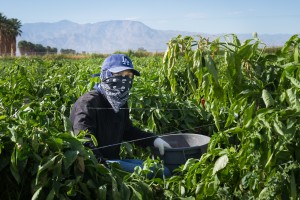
top-left (160, 34), bottom-right (300, 199)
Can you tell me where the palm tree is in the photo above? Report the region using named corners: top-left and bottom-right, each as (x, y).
top-left (7, 18), bottom-right (22, 56)
top-left (0, 13), bottom-right (8, 55)
top-left (0, 13), bottom-right (22, 56)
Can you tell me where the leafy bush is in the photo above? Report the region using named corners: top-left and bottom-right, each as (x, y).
top-left (0, 34), bottom-right (300, 199)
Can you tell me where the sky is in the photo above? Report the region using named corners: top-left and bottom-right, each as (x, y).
top-left (1, 0), bottom-right (300, 34)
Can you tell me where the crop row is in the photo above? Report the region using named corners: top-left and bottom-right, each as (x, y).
top-left (0, 34), bottom-right (299, 199)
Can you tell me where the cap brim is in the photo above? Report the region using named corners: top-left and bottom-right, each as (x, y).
top-left (108, 66), bottom-right (140, 76)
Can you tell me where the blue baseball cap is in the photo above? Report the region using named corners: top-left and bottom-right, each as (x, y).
top-left (101, 54), bottom-right (140, 76)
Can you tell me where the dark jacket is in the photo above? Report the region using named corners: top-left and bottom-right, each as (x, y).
top-left (70, 89), bottom-right (156, 159)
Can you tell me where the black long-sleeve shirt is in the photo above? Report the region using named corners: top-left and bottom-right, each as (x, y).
top-left (70, 89), bottom-right (156, 159)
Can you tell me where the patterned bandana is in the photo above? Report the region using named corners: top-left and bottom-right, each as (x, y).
top-left (94, 75), bottom-right (133, 113)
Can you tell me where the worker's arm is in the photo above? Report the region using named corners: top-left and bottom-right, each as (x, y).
top-left (70, 99), bottom-right (103, 160)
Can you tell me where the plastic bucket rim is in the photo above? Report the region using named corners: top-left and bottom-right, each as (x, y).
top-left (154, 145), bottom-right (205, 151)
top-left (153, 133), bottom-right (210, 152)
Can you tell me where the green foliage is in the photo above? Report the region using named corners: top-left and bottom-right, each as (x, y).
top-left (0, 57), bottom-right (156, 199)
top-left (160, 34), bottom-right (300, 199)
top-left (1, 33), bottom-right (300, 199)
top-left (60, 48), bottom-right (76, 55)
top-left (18, 40), bottom-right (58, 56)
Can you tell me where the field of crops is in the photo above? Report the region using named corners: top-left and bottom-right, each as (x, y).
top-left (0, 34), bottom-right (300, 199)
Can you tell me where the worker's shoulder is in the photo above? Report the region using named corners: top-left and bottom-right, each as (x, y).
top-left (77, 90), bottom-right (103, 104)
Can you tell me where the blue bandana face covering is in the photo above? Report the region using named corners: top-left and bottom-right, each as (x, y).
top-left (95, 75), bottom-right (133, 113)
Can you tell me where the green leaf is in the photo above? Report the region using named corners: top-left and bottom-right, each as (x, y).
top-left (187, 68), bottom-right (196, 92)
top-left (38, 154), bottom-right (59, 175)
top-left (63, 115), bottom-right (73, 132)
top-left (147, 113), bottom-right (156, 132)
top-left (294, 43), bottom-right (299, 63)
top-left (98, 185), bottom-right (107, 200)
top-left (242, 101), bottom-right (255, 128)
top-left (10, 147), bottom-right (21, 184)
top-left (213, 155), bottom-right (229, 175)
top-left (46, 188), bottom-right (55, 200)
top-left (67, 182), bottom-right (77, 197)
top-left (286, 88), bottom-right (300, 111)
top-left (8, 126), bottom-right (18, 143)
top-left (286, 75), bottom-right (300, 89)
top-left (206, 181), bottom-right (215, 196)
top-left (79, 182), bottom-right (91, 199)
top-left (10, 161), bottom-right (21, 184)
top-left (180, 185), bottom-right (186, 196)
top-left (32, 186), bottom-right (43, 200)
top-left (258, 187), bottom-right (270, 199)
top-left (120, 182), bottom-right (131, 200)
top-left (224, 127), bottom-right (244, 134)
top-left (111, 177), bottom-right (121, 200)
top-left (291, 171), bottom-right (297, 199)
top-left (195, 183), bottom-right (204, 195)
top-left (238, 42), bottom-right (253, 60)
top-left (53, 158), bottom-right (62, 180)
top-left (182, 158), bottom-right (197, 171)
top-left (97, 163), bottom-right (111, 174)
top-left (205, 55), bottom-right (219, 85)
top-left (129, 185), bottom-right (143, 200)
top-left (265, 150), bottom-right (275, 168)
top-left (273, 122), bottom-right (284, 136)
top-left (90, 134), bottom-right (98, 147)
top-left (32, 133), bottom-right (39, 152)
top-left (262, 89), bottom-right (274, 108)
top-left (63, 150), bottom-right (79, 170)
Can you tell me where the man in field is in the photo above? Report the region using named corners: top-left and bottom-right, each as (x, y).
top-left (70, 54), bottom-right (171, 177)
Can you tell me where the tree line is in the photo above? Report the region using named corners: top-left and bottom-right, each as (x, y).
top-left (0, 13), bottom-right (22, 56)
top-left (18, 40), bottom-right (77, 55)
top-left (18, 40), bottom-right (58, 55)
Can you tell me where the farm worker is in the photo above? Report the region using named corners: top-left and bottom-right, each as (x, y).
top-left (70, 54), bottom-right (171, 177)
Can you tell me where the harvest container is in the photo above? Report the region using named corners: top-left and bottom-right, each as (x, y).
top-left (153, 133), bottom-right (210, 172)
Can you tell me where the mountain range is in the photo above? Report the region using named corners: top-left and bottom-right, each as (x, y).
top-left (17, 20), bottom-right (295, 54)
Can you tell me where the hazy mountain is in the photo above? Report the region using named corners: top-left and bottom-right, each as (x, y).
top-left (17, 20), bottom-right (294, 54)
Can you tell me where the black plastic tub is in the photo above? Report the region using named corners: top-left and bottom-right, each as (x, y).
top-left (153, 133), bottom-right (210, 172)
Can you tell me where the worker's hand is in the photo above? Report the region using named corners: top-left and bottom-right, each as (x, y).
top-left (154, 138), bottom-right (171, 155)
